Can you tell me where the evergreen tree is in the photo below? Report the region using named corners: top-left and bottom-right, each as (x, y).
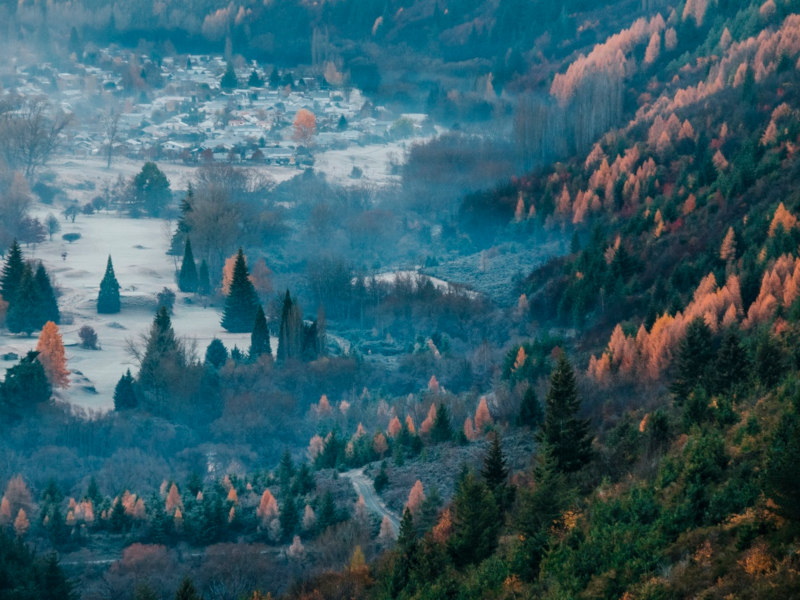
top-left (431, 403), bottom-right (453, 443)
top-left (113, 369), bottom-right (138, 410)
top-left (97, 256), bottom-right (121, 314)
top-left (389, 508), bottom-right (418, 597)
top-left (220, 63), bottom-right (238, 90)
top-left (518, 385), bottom-right (543, 428)
top-left (1, 240), bottom-right (24, 305)
top-left (671, 317), bottom-right (715, 400)
top-left (130, 162), bottom-right (171, 217)
top-left (197, 260), bottom-right (211, 296)
top-left (248, 69), bottom-right (263, 87)
top-left (766, 393), bottom-right (800, 523)
top-left (714, 327), bottom-right (749, 394)
top-left (174, 576), bottom-right (203, 600)
top-left (178, 239), bottom-right (198, 293)
top-left (277, 290), bottom-right (303, 361)
top-left (279, 495), bottom-right (299, 541)
top-left (204, 338), bottom-right (228, 369)
top-left (109, 496), bottom-right (130, 532)
top-left (6, 265), bottom-right (40, 335)
top-left (316, 491), bottom-right (336, 532)
top-left (34, 263), bottom-right (59, 325)
top-left (373, 462), bottom-right (389, 493)
top-left (169, 185), bottom-right (193, 255)
top-left (138, 307), bottom-right (184, 394)
top-left (447, 471), bottom-right (499, 567)
top-left (249, 305), bottom-right (271, 358)
top-left (220, 249), bottom-right (259, 333)
top-left (41, 553), bottom-right (75, 600)
top-left (278, 449), bottom-right (295, 492)
top-left (755, 333), bottom-right (784, 389)
top-left (481, 432), bottom-right (510, 508)
top-left (540, 354), bottom-right (593, 473)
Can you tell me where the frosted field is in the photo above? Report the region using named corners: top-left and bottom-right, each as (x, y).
top-left (0, 211), bottom-right (253, 413)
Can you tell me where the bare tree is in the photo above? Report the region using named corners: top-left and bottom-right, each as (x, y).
top-left (0, 98), bottom-right (72, 178)
top-left (103, 107), bottom-right (121, 169)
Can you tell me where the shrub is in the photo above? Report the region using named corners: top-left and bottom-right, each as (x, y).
top-left (78, 325), bottom-right (98, 349)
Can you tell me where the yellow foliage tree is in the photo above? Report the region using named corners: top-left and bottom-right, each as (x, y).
top-left (293, 109), bottom-right (316, 146)
top-left (36, 321), bottom-right (70, 388)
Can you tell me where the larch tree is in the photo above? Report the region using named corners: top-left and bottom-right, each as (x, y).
top-left (97, 256), bottom-right (121, 314)
top-left (540, 353), bottom-right (593, 473)
top-left (405, 480), bottom-right (425, 515)
top-left (221, 249), bottom-right (260, 333)
top-left (178, 238), bottom-right (198, 293)
top-left (720, 226), bottom-right (737, 262)
top-left (36, 321), bottom-right (69, 388)
top-left (474, 396), bottom-right (493, 433)
top-left (14, 508), bottom-right (29, 537)
top-left (249, 305), bottom-right (271, 359)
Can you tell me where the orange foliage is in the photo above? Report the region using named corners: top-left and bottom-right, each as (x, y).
top-left (474, 397), bottom-right (493, 433)
top-left (14, 508), bottom-right (29, 537)
top-left (464, 417), bottom-right (478, 442)
top-left (36, 321), bottom-right (70, 388)
top-left (165, 483), bottom-right (183, 514)
top-left (257, 489), bottom-right (278, 525)
top-left (0, 497), bottom-right (10, 525)
top-left (387, 416), bottom-right (402, 438)
top-left (373, 432), bottom-right (388, 456)
top-left (720, 226), bottom-right (737, 261)
top-left (379, 515), bottom-right (395, 542)
top-left (420, 404), bottom-right (437, 435)
top-left (227, 487), bottom-right (239, 504)
top-left (512, 346), bottom-right (527, 372)
top-left (302, 504), bottom-right (316, 531)
top-left (316, 394), bottom-right (332, 416)
top-left (307, 434), bottom-right (324, 461)
top-left (427, 375), bottom-right (440, 394)
top-left (514, 191), bottom-right (525, 222)
top-left (405, 415), bottom-right (416, 434)
top-left (432, 508), bottom-right (452, 543)
top-left (768, 202), bottom-right (797, 237)
top-left (644, 31), bottom-right (661, 64)
top-left (745, 255), bottom-right (800, 327)
top-left (406, 480), bottom-right (425, 515)
top-left (293, 109), bottom-right (316, 145)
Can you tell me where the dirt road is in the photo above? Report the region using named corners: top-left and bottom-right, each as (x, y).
top-left (342, 467), bottom-right (400, 534)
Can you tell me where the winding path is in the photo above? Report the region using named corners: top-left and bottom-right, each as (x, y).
top-left (342, 467), bottom-right (401, 534)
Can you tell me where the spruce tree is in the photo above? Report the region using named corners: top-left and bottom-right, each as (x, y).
top-left (220, 249), bottom-right (259, 333)
top-left (1, 351), bottom-right (51, 410)
top-left (1, 240), bottom-right (24, 304)
top-left (447, 471), bottom-right (499, 567)
top-left (714, 327), bottom-right (749, 394)
top-left (220, 63), bottom-right (238, 90)
top-left (169, 185), bottom-right (193, 255)
top-left (34, 263), bottom-right (59, 325)
top-left (277, 290), bottom-right (302, 361)
top-left (138, 306), bottom-right (183, 392)
top-left (670, 317), bottom-right (714, 400)
top-left (249, 305), bottom-right (271, 358)
top-left (204, 338), bottom-right (228, 368)
top-left (197, 260), bottom-right (210, 296)
top-left (518, 386), bottom-right (544, 428)
top-left (279, 495), bottom-right (299, 541)
top-left (431, 403), bottom-right (453, 443)
top-left (113, 369), bottom-right (138, 410)
top-left (540, 353), bottom-right (593, 473)
top-left (390, 508), bottom-right (418, 597)
top-left (174, 577), bottom-right (202, 600)
top-left (97, 256), bottom-right (121, 314)
top-left (6, 265), bottom-right (40, 335)
top-left (177, 238), bottom-right (198, 293)
top-left (481, 432), bottom-right (509, 505)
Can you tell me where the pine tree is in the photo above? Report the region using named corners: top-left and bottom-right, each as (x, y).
top-left (6, 265), bottom-right (40, 335)
top-left (169, 185), bottom-right (193, 255)
top-left (279, 495), bottom-right (298, 541)
top-left (220, 249), bottom-right (259, 333)
top-left (670, 317), bottom-right (714, 401)
top-left (249, 305), bottom-right (271, 359)
top-left (714, 327), bottom-right (749, 394)
top-left (518, 386), bottom-right (544, 428)
top-left (138, 307), bottom-right (184, 393)
top-left (114, 369), bottom-right (138, 410)
top-left (447, 471), bottom-right (499, 567)
top-left (1, 351), bottom-right (51, 410)
top-left (197, 260), bottom-right (210, 296)
top-left (481, 432), bottom-right (509, 508)
top-left (204, 338), bottom-right (228, 368)
top-left (389, 508), bottom-right (418, 597)
top-left (540, 354), bottom-right (593, 473)
top-left (178, 238), bottom-right (198, 293)
top-left (431, 403), bottom-right (453, 443)
top-left (277, 290), bottom-right (302, 361)
top-left (1, 240), bottom-right (24, 305)
top-left (97, 256), bottom-right (121, 314)
top-left (36, 321), bottom-right (70, 388)
top-left (34, 263), bottom-right (59, 325)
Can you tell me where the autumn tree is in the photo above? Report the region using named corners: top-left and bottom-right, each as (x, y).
top-left (97, 256), bottom-right (121, 314)
top-left (249, 305), bottom-right (271, 359)
top-left (114, 369), bottom-right (138, 410)
top-left (36, 321), bottom-right (69, 388)
top-left (540, 354), bottom-right (593, 473)
top-left (178, 238), bottom-right (198, 293)
top-left (221, 249), bottom-right (260, 333)
top-left (293, 109), bottom-right (316, 146)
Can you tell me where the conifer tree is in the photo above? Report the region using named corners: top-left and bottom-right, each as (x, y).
top-left (36, 321), bottom-right (70, 388)
top-left (540, 354), bottom-right (593, 473)
top-left (114, 369), bottom-right (138, 410)
top-left (175, 576), bottom-right (203, 600)
top-left (280, 495), bottom-right (298, 541)
top-left (97, 256), bottom-right (121, 314)
top-left (220, 63), bottom-right (238, 90)
top-left (138, 307), bottom-right (184, 393)
top-left (169, 185), bottom-right (193, 255)
top-left (389, 508), bottom-right (418, 596)
top-left (277, 290), bottom-right (303, 361)
top-left (204, 338), bottom-right (228, 369)
top-left (1, 351), bottom-right (51, 410)
top-left (431, 403), bottom-right (453, 443)
top-left (714, 327), bottom-right (749, 394)
top-left (177, 238), bottom-right (198, 293)
top-left (34, 263), bottom-right (59, 325)
top-left (1, 240), bottom-right (24, 305)
top-left (481, 432), bottom-right (509, 505)
top-left (249, 305), bottom-right (271, 358)
top-left (6, 265), bottom-right (40, 335)
top-left (220, 249), bottom-right (259, 333)
top-left (447, 471), bottom-right (499, 567)
top-left (670, 317), bottom-right (714, 400)
top-left (197, 260), bottom-right (210, 296)
top-left (518, 386), bottom-right (544, 428)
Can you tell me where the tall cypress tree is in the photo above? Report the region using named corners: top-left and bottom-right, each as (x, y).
top-left (539, 353), bottom-right (593, 473)
top-left (177, 238), bottom-right (198, 293)
top-left (197, 259), bottom-right (211, 296)
top-left (97, 256), bottom-right (121, 314)
top-left (220, 249), bottom-right (259, 333)
top-left (34, 263), bottom-right (59, 325)
top-left (249, 305), bottom-right (271, 358)
top-left (1, 240), bottom-right (24, 304)
top-left (6, 265), bottom-right (40, 335)
top-left (277, 290), bottom-right (302, 361)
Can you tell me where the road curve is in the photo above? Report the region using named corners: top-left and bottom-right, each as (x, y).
top-left (342, 467), bottom-right (401, 534)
